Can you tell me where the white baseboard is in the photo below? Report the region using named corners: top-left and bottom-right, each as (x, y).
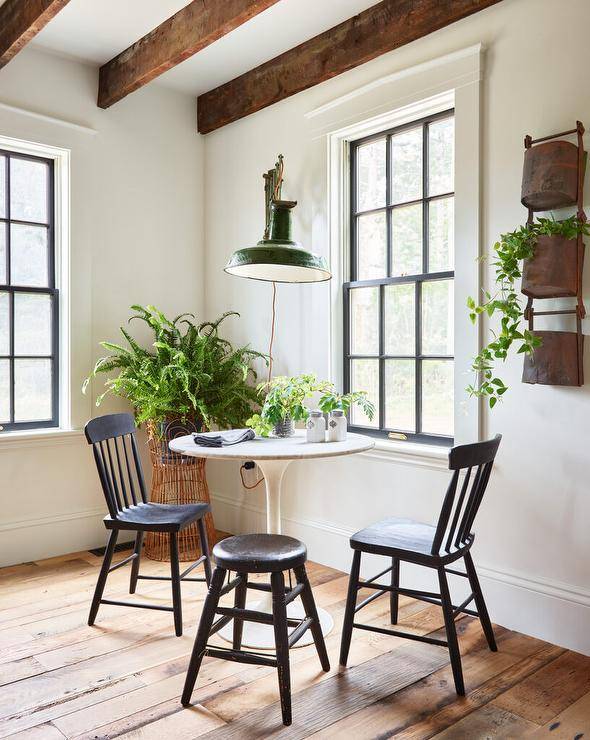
top-left (0, 507), bottom-right (107, 567)
top-left (210, 492), bottom-right (590, 655)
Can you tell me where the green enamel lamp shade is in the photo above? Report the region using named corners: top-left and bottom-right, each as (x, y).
top-left (225, 200), bottom-right (331, 283)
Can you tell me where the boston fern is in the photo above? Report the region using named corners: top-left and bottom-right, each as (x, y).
top-left (467, 216), bottom-right (589, 408)
top-left (84, 305), bottom-right (267, 429)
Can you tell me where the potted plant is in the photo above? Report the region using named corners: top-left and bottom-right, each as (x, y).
top-left (247, 374), bottom-right (375, 437)
top-left (467, 216), bottom-right (589, 407)
top-left (85, 305), bottom-right (265, 433)
top-left (84, 305), bottom-right (266, 560)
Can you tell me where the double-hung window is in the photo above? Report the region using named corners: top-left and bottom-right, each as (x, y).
top-left (0, 149), bottom-right (58, 430)
top-left (344, 110), bottom-right (455, 445)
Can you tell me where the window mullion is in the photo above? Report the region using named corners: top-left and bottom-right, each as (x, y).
top-left (379, 284), bottom-right (385, 430)
top-left (415, 280), bottom-right (421, 436)
top-left (423, 121), bottom-right (429, 274)
top-left (386, 134), bottom-right (392, 278)
top-left (350, 143), bottom-right (357, 282)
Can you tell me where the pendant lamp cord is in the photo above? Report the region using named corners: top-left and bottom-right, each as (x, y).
top-left (268, 281), bottom-right (277, 384)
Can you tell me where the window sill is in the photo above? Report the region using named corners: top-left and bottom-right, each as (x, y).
top-left (0, 427), bottom-right (84, 450)
top-left (360, 438), bottom-right (450, 470)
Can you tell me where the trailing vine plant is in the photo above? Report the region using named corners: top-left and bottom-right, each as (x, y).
top-left (467, 216), bottom-right (590, 408)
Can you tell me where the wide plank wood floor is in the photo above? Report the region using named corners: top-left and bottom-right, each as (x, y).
top-left (1, 535), bottom-right (589, 739)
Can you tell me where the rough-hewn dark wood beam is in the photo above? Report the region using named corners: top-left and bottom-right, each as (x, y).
top-left (0, 0), bottom-right (71, 69)
top-left (197, 0), bottom-right (503, 134)
top-left (98, 0), bottom-right (280, 109)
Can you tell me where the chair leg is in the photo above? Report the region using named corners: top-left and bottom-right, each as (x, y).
top-left (232, 572), bottom-right (248, 650)
top-left (464, 551), bottom-right (497, 652)
top-left (271, 570), bottom-right (292, 726)
top-left (182, 566), bottom-right (226, 707)
top-left (197, 517), bottom-right (212, 586)
top-left (169, 532), bottom-right (183, 637)
top-left (437, 566), bottom-right (465, 696)
top-left (390, 557), bottom-right (400, 624)
top-left (294, 565), bottom-right (330, 672)
top-left (89, 529), bottom-right (118, 626)
top-left (129, 531), bottom-right (144, 594)
top-left (339, 549), bottom-right (361, 667)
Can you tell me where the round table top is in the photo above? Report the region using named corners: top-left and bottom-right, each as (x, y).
top-left (169, 429), bottom-right (375, 461)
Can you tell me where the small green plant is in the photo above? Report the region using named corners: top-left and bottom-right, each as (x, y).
top-left (84, 305), bottom-right (266, 429)
top-left (317, 389), bottom-right (375, 418)
top-left (467, 216), bottom-right (589, 408)
top-left (246, 374), bottom-right (375, 437)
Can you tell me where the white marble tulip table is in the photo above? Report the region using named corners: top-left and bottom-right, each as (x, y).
top-left (169, 430), bottom-right (374, 649)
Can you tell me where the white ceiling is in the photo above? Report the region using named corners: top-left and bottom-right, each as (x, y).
top-left (30, 0), bottom-right (381, 97)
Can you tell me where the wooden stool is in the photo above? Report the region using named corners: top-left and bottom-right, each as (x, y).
top-left (181, 534), bottom-right (330, 726)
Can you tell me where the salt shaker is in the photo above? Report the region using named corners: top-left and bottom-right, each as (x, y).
top-left (327, 409), bottom-right (347, 442)
top-left (306, 409), bottom-right (326, 442)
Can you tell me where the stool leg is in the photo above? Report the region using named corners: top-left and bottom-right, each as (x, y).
top-left (169, 532), bottom-right (183, 637)
top-left (464, 551), bottom-right (497, 652)
top-left (271, 570), bottom-right (292, 726)
top-left (129, 531), bottom-right (144, 594)
top-left (197, 517), bottom-right (212, 586)
top-left (390, 557), bottom-right (400, 624)
top-left (294, 565), bottom-right (330, 672)
top-left (89, 529), bottom-right (118, 626)
top-left (232, 573), bottom-right (248, 650)
top-left (339, 549), bottom-right (361, 666)
top-left (182, 566), bottom-right (226, 707)
top-left (438, 566), bottom-right (465, 696)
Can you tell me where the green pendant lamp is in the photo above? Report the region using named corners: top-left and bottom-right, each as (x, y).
top-left (224, 155), bottom-right (331, 284)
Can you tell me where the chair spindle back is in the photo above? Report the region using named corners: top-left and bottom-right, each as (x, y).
top-left (85, 413), bottom-right (148, 519)
top-left (431, 435), bottom-right (502, 556)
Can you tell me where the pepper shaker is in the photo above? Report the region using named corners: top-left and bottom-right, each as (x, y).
top-left (327, 409), bottom-right (347, 442)
top-left (306, 409), bottom-right (326, 443)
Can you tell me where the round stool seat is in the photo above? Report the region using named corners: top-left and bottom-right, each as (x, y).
top-left (213, 534), bottom-right (307, 573)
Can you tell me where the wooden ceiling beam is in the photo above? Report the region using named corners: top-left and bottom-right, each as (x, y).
top-left (0, 0), bottom-right (72, 69)
top-left (197, 0), bottom-right (503, 134)
top-left (98, 0), bottom-right (280, 109)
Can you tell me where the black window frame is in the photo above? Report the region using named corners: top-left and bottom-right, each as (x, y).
top-left (0, 148), bottom-right (59, 431)
top-left (344, 109), bottom-right (454, 446)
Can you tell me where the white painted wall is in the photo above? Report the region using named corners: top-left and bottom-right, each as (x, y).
top-left (0, 47), bottom-right (204, 566)
top-left (203, 0), bottom-right (590, 653)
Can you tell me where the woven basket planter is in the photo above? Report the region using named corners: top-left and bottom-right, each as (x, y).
top-left (144, 418), bottom-right (216, 562)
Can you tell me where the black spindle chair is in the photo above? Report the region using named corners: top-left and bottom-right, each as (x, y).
top-left (340, 434), bottom-right (502, 695)
top-left (85, 413), bottom-right (212, 636)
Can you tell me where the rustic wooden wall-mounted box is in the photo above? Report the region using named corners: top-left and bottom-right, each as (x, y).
top-left (521, 235), bottom-right (583, 299)
top-left (522, 330), bottom-right (583, 386)
top-left (521, 140), bottom-right (579, 210)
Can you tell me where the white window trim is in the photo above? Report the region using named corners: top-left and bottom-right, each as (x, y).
top-left (317, 45), bottom-right (483, 463)
top-left (0, 134), bottom-right (71, 440)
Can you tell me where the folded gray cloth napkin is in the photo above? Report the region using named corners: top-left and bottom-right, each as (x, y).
top-left (193, 428), bottom-right (255, 448)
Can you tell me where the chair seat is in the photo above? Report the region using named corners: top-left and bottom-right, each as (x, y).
top-left (104, 502), bottom-right (210, 533)
top-left (213, 534), bottom-right (307, 573)
top-left (351, 516), bottom-right (471, 564)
